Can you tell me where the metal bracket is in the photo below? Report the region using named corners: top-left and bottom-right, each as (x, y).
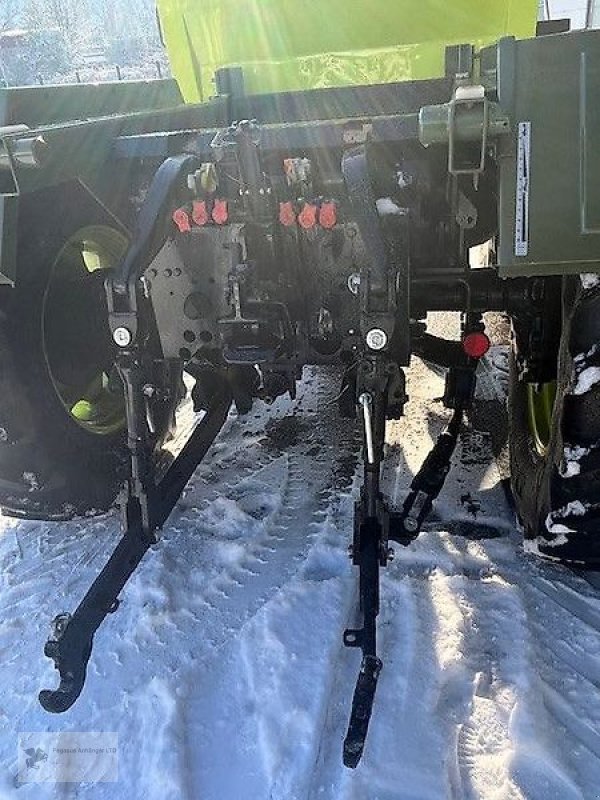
top-left (39, 379), bottom-right (231, 713)
top-left (448, 86), bottom-right (490, 175)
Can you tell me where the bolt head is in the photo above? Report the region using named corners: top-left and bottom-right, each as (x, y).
top-left (113, 326), bottom-right (132, 347)
top-left (366, 328), bottom-right (388, 351)
top-left (404, 516), bottom-right (418, 534)
top-left (347, 273), bottom-right (361, 295)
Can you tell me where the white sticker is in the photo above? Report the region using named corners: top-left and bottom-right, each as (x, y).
top-left (18, 732), bottom-right (118, 783)
top-left (515, 121), bottom-right (531, 257)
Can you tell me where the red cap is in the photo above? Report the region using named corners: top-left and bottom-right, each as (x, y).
top-left (462, 331), bottom-right (491, 359)
top-left (319, 201), bottom-right (337, 229)
top-left (298, 202), bottom-right (318, 230)
top-left (192, 200), bottom-right (209, 226)
top-left (212, 199), bottom-right (229, 225)
top-left (172, 207), bottom-right (191, 233)
top-left (279, 201), bottom-right (297, 227)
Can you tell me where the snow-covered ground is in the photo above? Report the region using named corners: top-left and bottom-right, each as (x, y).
top-left (1, 326), bottom-right (600, 799)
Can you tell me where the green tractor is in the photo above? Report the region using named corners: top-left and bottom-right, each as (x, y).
top-left (0, 0), bottom-right (599, 766)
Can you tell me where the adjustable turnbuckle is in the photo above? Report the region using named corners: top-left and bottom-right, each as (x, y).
top-left (343, 388), bottom-right (388, 768)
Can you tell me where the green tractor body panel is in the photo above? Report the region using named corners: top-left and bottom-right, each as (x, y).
top-left (0, 79), bottom-right (184, 286)
top-left (0, 80), bottom-right (182, 128)
top-left (3, 6), bottom-right (599, 281)
top-left (156, 0), bottom-right (538, 102)
top-left (493, 31), bottom-right (600, 277)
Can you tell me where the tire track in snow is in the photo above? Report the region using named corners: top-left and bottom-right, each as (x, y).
top-left (306, 573), bottom-right (434, 800)
top-left (175, 496), bottom-right (358, 798)
top-left (449, 571), bottom-right (529, 800)
top-left (0, 392), bottom-right (295, 715)
top-left (517, 565), bottom-right (600, 791)
top-left (129, 369), bottom-right (362, 800)
top-left (302, 352), bottom-right (518, 800)
top-left (132, 369), bottom-right (359, 656)
top-left (300, 347), bottom-right (591, 800)
top-left (0, 367), bottom-right (357, 797)
top-left (0, 368), bottom-right (330, 651)
top-left (4, 337), bottom-right (600, 799)
top-left (527, 574), bottom-right (600, 633)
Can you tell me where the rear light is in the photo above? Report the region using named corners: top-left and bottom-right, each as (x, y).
top-left (462, 331), bottom-right (491, 359)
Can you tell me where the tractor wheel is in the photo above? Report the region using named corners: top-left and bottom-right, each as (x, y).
top-left (0, 184), bottom-right (172, 519)
top-left (509, 275), bottom-right (600, 564)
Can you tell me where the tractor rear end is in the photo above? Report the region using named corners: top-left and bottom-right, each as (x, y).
top-left (1, 0), bottom-right (599, 767)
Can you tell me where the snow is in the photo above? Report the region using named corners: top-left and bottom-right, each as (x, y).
top-left (554, 499), bottom-right (588, 518)
top-left (580, 273), bottom-right (600, 291)
top-left (2, 333), bottom-right (600, 798)
top-left (572, 366), bottom-right (600, 395)
top-left (478, 344), bottom-right (510, 403)
top-left (21, 472), bottom-right (39, 492)
top-left (545, 501), bottom-right (589, 538)
top-left (560, 444), bottom-right (591, 478)
top-left (376, 198), bottom-right (408, 217)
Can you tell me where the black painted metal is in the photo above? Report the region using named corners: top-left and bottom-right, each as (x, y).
top-left (343, 352), bottom-right (478, 766)
top-left (39, 149), bottom-right (231, 713)
top-left (231, 77), bottom-right (453, 124)
top-left (113, 112), bottom-right (420, 162)
top-left (113, 153), bottom-right (199, 293)
top-left (343, 389), bottom-right (387, 767)
top-left (39, 388), bottom-right (231, 713)
top-left (22, 69), bottom-right (530, 768)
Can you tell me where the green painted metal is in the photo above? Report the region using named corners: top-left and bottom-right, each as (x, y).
top-left (0, 79), bottom-right (185, 285)
top-left (42, 225), bottom-right (128, 436)
top-left (419, 101), bottom-right (510, 148)
top-left (527, 382), bottom-right (557, 455)
top-left (0, 80), bottom-right (182, 128)
top-left (494, 30), bottom-right (600, 277)
top-left (156, 0), bottom-right (538, 102)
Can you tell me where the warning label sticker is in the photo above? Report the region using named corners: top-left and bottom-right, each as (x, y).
top-left (515, 122), bottom-right (531, 257)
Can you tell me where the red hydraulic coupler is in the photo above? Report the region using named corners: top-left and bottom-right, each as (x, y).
top-left (212, 199), bottom-right (229, 225)
top-left (298, 202), bottom-right (318, 230)
top-left (172, 206), bottom-right (192, 233)
top-left (319, 201), bottom-right (337, 229)
top-left (279, 201), bottom-right (297, 227)
top-left (192, 200), bottom-right (209, 226)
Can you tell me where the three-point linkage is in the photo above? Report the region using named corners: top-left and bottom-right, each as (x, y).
top-left (342, 329), bottom-right (484, 768)
top-left (38, 352), bottom-right (230, 713)
top-left (39, 155), bottom-right (232, 713)
top-left (342, 388), bottom-right (388, 768)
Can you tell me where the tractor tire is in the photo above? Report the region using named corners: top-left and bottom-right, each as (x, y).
top-left (509, 275), bottom-right (600, 565)
top-left (0, 183), bottom-right (170, 520)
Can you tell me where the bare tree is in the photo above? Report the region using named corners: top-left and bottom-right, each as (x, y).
top-left (92, 0), bottom-right (161, 46)
top-left (25, 0), bottom-right (92, 52)
top-left (1, 0), bottom-right (19, 32)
